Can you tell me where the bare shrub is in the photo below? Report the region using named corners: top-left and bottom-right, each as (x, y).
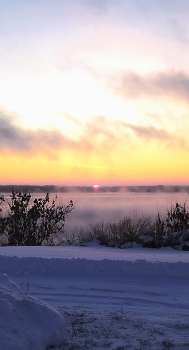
top-left (70, 201), bottom-right (189, 249)
top-left (71, 213), bottom-right (152, 247)
top-left (0, 191), bottom-right (74, 246)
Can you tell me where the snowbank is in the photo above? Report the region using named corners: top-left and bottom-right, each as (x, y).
top-left (1, 243), bottom-right (189, 279)
top-left (0, 255), bottom-right (189, 279)
top-left (0, 273), bottom-right (67, 350)
top-left (1, 243), bottom-right (189, 262)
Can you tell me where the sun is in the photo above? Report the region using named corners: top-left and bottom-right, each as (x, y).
top-left (93, 184), bottom-right (99, 191)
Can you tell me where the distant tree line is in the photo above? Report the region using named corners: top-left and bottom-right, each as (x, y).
top-left (0, 185), bottom-right (187, 194)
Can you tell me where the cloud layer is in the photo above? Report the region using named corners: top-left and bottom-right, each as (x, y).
top-left (115, 70), bottom-right (189, 103)
top-left (0, 114), bottom-right (76, 157)
top-left (0, 111), bottom-right (187, 161)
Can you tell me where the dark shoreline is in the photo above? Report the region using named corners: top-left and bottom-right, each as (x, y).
top-left (0, 184), bottom-right (188, 194)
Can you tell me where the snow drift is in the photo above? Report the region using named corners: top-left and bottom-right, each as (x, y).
top-left (0, 273), bottom-right (67, 350)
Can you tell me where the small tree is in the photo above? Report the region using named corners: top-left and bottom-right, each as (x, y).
top-left (166, 202), bottom-right (189, 233)
top-left (151, 203), bottom-right (189, 248)
top-left (0, 191), bottom-right (74, 246)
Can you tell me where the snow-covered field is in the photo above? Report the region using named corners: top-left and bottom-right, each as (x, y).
top-left (1, 241), bottom-right (189, 349)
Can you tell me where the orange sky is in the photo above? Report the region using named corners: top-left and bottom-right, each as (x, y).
top-left (0, 1), bottom-right (189, 186)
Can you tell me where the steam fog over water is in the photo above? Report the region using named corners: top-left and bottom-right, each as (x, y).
top-left (3, 189), bottom-right (189, 237)
top-left (57, 191), bottom-right (189, 236)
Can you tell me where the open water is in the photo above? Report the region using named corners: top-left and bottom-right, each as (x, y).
top-left (56, 191), bottom-right (189, 236)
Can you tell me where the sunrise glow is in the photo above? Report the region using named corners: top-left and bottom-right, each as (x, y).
top-left (0, 1), bottom-right (189, 186)
top-left (93, 185), bottom-right (99, 191)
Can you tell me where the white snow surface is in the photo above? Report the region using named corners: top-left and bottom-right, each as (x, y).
top-left (0, 274), bottom-right (67, 350)
top-left (1, 241), bottom-right (189, 349)
top-left (1, 239), bottom-right (189, 262)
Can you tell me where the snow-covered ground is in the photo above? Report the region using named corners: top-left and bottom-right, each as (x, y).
top-left (0, 274), bottom-right (67, 350)
top-left (1, 242), bottom-right (189, 349)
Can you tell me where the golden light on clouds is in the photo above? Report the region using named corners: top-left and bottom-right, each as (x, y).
top-left (0, 1), bottom-right (189, 185)
top-left (1, 131), bottom-right (189, 185)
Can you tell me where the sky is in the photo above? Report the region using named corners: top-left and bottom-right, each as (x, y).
top-left (1, 0), bottom-right (189, 186)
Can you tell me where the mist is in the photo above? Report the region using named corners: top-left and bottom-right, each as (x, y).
top-left (1, 186), bottom-right (189, 238)
top-left (61, 190), bottom-right (189, 236)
